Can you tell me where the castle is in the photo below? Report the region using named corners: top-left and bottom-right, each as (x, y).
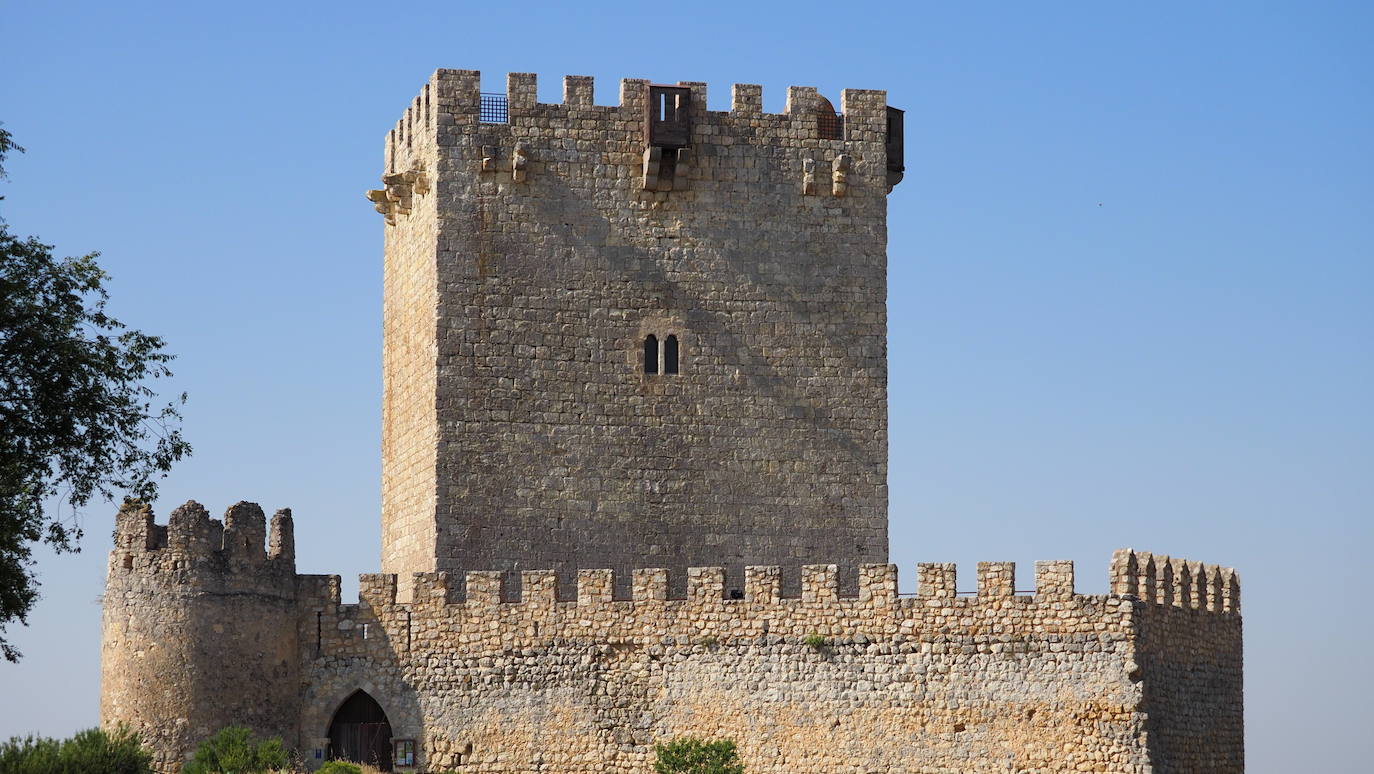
top-left (99, 70), bottom-right (1244, 773)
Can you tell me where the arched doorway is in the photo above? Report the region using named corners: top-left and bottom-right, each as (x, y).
top-left (327, 690), bottom-right (392, 771)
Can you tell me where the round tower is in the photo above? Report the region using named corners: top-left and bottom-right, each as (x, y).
top-left (100, 500), bottom-right (301, 772)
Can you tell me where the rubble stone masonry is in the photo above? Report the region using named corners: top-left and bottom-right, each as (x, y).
top-left (100, 502), bottom-right (300, 773)
top-left (103, 502), bottom-right (1242, 773)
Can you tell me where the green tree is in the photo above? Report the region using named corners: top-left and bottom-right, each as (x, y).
top-left (181, 727), bottom-right (288, 774)
top-left (0, 125), bottom-right (189, 661)
top-left (652, 737), bottom-right (745, 774)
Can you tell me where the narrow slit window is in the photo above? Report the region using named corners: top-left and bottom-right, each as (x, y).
top-left (643, 335), bottom-right (658, 374)
top-left (664, 335), bottom-right (679, 374)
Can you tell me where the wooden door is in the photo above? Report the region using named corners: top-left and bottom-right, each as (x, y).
top-left (327, 690), bottom-right (393, 771)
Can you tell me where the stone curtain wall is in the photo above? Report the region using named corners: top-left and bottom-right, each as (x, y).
top-left (100, 506), bottom-right (1242, 773)
top-left (100, 502), bottom-right (301, 773)
top-left (294, 553), bottom-right (1243, 773)
top-left (379, 70), bottom-right (891, 595)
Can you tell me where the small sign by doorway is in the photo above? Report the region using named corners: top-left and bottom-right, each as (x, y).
top-left (393, 739), bottom-right (415, 768)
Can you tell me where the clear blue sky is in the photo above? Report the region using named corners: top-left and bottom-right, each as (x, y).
top-left (2, 1), bottom-right (1370, 770)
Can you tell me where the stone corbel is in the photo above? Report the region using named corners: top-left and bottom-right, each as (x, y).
top-left (642, 147), bottom-right (688, 193)
top-left (366, 166), bottom-right (429, 225)
top-left (832, 154), bottom-right (851, 197)
top-left (802, 158), bottom-right (817, 196)
top-left (673, 148), bottom-right (690, 189)
top-left (512, 142), bottom-right (529, 183)
top-left (410, 169), bottom-right (431, 196)
top-left (381, 173), bottom-right (414, 217)
top-left (643, 147), bottom-right (663, 191)
top-left (365, 189), bottom-right (396, 225)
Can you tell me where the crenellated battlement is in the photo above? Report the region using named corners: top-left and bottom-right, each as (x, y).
top-left (377, 69), bottom-right (901, 211)
top-left (109, 500), bottom-right (295, 585)
top-left (304, 553), bottom-right (1240, 613)
top-left (1109, 548), bottom-right (1240, 613)
top-left (295, 552), bottom-right (1239, 665)
top-left (392, 69), bottom-right (889, 142)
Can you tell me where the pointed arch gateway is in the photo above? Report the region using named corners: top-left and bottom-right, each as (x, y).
top-left (327, 689), bottom-right (393, 771)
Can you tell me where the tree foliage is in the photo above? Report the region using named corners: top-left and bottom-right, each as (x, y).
top-left (0, 725), bottom-right (154, 774)
top-left (652, 737), bottom-right (745, 774)
top-left (181, 727), bottom-right (288, 774)
top-left (0, 125), bottom-right (189, 661)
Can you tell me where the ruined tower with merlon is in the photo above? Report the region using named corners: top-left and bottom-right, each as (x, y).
top-left (376, 70), bottom-right (900, 595)
top-left (100, 502), bottom-right (301, 772)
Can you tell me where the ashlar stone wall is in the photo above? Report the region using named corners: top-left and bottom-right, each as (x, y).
top-left (379, 84), bottom-right (442, 576)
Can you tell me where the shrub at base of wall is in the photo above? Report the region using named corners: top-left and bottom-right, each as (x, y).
top-left (653, 738), bottom-right (746, 774)
top-left (0, 726), bottom-right (153, 774)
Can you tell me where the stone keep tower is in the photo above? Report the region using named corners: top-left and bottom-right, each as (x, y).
top-left (373, 71), bottom-right (905, 595)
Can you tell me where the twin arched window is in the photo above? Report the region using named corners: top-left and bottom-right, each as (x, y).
top-left (643, 334), bottom-right (679, 375)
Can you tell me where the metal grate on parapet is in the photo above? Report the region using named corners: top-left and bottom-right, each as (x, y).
top-left (480, 93), bottom-right (508, 124)
top-left (818, 111), bottom-right (845, 141)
